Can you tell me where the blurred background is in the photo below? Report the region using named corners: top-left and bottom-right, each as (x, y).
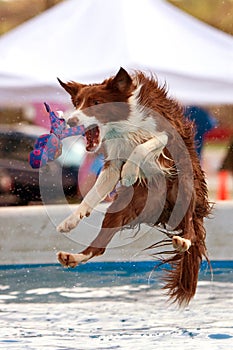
top-left (1, 0), bottom-right (233, 36)
top-left (0, 0), bottom-right (233, 205)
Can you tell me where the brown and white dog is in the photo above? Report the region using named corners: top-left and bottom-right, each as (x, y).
top-left (56, 68), bottom-right (210, 305)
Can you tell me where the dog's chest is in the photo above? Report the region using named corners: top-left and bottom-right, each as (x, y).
top-left (103, 124), bottom-right (154, 161)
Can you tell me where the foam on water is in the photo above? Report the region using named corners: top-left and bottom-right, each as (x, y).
top-left (0, 261), bottom-right (232, 349)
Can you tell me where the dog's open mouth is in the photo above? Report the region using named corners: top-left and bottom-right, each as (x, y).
top-left (85, 124), bottom-right (100, 152)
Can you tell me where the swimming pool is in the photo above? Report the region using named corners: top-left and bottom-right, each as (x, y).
top-left (0, 261), bottom-right (232, 349)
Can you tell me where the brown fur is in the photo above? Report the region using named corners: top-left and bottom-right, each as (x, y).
top-left (58, 68), bottom-right (211, 306)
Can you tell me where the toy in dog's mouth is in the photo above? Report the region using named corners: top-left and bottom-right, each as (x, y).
top-left (85, 124), bottom-right (100, 151)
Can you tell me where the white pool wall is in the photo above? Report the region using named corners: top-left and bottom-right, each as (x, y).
top-left (0, 201), bottom-right (232, 265)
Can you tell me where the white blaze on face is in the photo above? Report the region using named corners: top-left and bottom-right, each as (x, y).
top-left (71, 109), bottom-right (97, 128)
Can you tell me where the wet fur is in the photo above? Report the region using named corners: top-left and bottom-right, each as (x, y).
top-left (57, 68), bottom-right (211, 305)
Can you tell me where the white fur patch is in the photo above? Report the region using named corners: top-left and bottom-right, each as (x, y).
top-left (128, 85), bottom-right (157, 134)
top-left (101, 86), bottom-right (159, 163)
top-left (70, 109), bottom-right (98, 129)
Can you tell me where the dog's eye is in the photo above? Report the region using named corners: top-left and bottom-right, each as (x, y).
top-left (93, 100), bottom-right (100, 105)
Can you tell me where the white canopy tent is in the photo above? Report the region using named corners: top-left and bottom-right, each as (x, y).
top-left (0, 0), bottom-right (233, 107)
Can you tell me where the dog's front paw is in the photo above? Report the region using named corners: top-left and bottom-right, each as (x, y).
top-left (172, 236), bottom-right (191, 252)
top-left (121, 174), bottom-right (138, 187)
top-left (57, 214), bottom-right (80, 233)
top-left (57, 251), bottom-right (90, 268)
top-left (57, 204), bottom-right (91, 233)
top-left (121, 162), bottom-right (139, 187)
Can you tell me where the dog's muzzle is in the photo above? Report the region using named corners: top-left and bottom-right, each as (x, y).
top-left (67, 116), bottom-right (79, 127)
top-left (68, 117), bottom-right (100, 152)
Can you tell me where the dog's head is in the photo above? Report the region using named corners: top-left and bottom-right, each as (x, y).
top-left (58, 68), bottom-right (135, 152)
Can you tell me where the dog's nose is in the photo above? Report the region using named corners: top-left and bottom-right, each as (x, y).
top-left (67, 116), bottom-right (79, 127)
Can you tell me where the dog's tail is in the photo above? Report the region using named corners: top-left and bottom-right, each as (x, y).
top-left (163, 218), bottom-right (209, 306)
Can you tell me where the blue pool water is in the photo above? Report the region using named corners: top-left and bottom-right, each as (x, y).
top-left (0, 261), bottom-right (233, 349)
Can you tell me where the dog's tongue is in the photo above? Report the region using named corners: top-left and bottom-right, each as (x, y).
top-left (85, 125), bottom-right (99, 151)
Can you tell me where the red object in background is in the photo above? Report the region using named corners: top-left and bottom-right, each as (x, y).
top-left (217, 170), bottom-right (230, 200)
top-left (205, 127), bottom-right (233, 142)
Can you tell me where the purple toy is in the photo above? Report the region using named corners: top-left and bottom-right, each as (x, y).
top-left (29, 103), bottom-right (85, 169)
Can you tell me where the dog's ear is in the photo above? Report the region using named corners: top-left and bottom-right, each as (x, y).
top-left (57, 78), bottom-right (81, 97)
top-left (109, 67), bottom-right (132, 92)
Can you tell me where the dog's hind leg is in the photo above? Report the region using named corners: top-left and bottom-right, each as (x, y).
top-left (57, 184), bottom-right (149, 268)
top-left (172, 203), bottom-right (194, 253)
top-left (164, 205), bottom-right (207, 305)
top-left (167, 176), bottom-right (196, 253)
